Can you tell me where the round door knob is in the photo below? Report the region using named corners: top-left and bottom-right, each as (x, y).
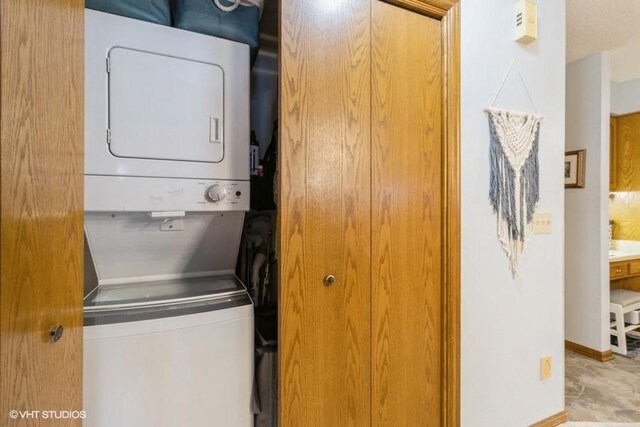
top-left (49, 325), bottom-right (64, 343)
top-left (206, 184), bottom-right (227, 203)
top-left (323, 275), bottom-right (336, 287)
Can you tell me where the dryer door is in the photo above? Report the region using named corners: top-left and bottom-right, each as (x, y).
top-left (108, 47), bottom-right (224, 163)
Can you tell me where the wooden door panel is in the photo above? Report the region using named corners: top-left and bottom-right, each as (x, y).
top-left (371, 2), bottom-right (443, 426)
top-left (615, 112), bottom-right (640, 191)
top-left (0, 0), bottom-right (84, 424)
top-left (279, 0), bottom-right (371, 426)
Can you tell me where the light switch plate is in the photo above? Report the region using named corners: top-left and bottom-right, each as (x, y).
top-left (532, 212), bottom-right (552, 234)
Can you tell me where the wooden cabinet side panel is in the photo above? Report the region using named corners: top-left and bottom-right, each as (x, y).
top-left (610, 117), bottom-right (617, 190)
top-left (615, 113), bottom-right (640, 191)
top-left (371, 3), bottom-right (444, 426)
top-left (278, 0), bottom-right (371, 425)
top-left (612, 274), bottom-right (640, 292)
top-left (0, 0), bottom-right (84, 423)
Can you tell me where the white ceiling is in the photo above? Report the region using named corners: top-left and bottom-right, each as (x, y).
top-left (567, 0), bottom-right (640, 82)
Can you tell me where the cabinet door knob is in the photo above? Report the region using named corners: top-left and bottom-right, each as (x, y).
top-left (49, 325), bottom-right (64, 343)
top-left (323, 275), bottom-right (336, 287)
top-left (617, 268), bottom-right (622, 273)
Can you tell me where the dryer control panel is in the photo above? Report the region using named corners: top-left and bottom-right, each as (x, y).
top-left (202, 182), bottom-right (247, 208)
top-left (85, 176), bottom-right (250, 212)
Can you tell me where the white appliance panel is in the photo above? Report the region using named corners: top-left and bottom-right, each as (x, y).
top-left (85, 9), bottom-right (249, 181)
top-left (85, 212), bottom-right (245, 284)
top-left (109, 47), bottom-right (225, 163)
top-left (85, 176), bottom-right (249, 212)
top-left (83, 304), bottom-right (254, 427)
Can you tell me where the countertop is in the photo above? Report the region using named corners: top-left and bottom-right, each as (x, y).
top-left (610, 240), bottom-right (640, 262)
top-left (609, 250), bottom-right (640, 262)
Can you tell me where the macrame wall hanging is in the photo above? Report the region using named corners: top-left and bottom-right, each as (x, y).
top-left (485, 58), bottom-right (543, 278)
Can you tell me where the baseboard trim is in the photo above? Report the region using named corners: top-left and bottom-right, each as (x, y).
top-left (565, 340), bottom-right (614, 362)
top-left (529, 410), bottom-right (568, 427)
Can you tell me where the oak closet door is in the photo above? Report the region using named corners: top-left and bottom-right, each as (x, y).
top-left (371, 2), bottom-right (444, 426)
top-left (279, 0), bottom-right (371, 426)
top-left (0, 0), bottom-right (84, 424)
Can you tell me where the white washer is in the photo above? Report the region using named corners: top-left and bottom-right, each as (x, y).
top-left (83, 279), bottom-right (254, 427)
top-left (82, 211), bottom-right (254, 427)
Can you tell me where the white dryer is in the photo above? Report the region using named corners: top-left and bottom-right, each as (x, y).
top-left (85, 9), bottom-right (250, 211)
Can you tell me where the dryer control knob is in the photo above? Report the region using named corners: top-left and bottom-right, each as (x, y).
top-left (206, 184), bottom-right (227, 203)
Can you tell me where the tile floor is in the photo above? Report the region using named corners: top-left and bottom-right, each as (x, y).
top-left (565, 349), bottom-right (640, 423)
top-left (562, 424), bottom-right (640, 426)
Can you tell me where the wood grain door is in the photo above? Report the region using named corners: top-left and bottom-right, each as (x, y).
top-left (614, 112), bottom-right (640, 191)
top-left (371, 2), bottom-right (444, 426)
top-left (0, 0), bottom-right (84, 425)
top-left (279, 1), bottom-right (458, 425)
top-left (278, 0), bottom-right (372, 426)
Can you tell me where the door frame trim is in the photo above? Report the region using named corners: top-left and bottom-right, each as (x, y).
top-left (380, 1), bottom-right (461, 425)
top-left (442, 4), bottom-right (461, 427)
top-left (380, 0), bottom-right (458, 19)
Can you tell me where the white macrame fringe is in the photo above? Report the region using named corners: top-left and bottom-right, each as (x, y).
top-left (486, 107), bottom-right (542, 278)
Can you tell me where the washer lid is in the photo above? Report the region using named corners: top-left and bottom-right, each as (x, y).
top-left (108, 47), bottom-right (225, 163)
top-left (84, 275), bottom-right (247, 311)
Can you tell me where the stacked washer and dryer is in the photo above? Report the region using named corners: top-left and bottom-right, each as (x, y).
top-left (83, 10), bottom-right (253, 427)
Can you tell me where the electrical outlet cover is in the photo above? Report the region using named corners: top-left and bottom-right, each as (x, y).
top-left (540, 356), bottom-right (552, 380)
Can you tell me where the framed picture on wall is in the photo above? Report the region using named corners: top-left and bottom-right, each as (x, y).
top-left (565, 149), bottom-right (586, 188)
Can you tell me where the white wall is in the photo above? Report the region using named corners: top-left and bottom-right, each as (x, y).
top-left (611, 77), bottom-right (640, 116)
top-left (564, 53), bottom-right (610, 352)
top-left (461, 1), bottom-right (566, 426)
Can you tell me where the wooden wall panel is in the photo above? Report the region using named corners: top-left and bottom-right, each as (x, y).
top-left (371, 2), bottom-right (443, 426)
top-left (0, 0), bottom-right (84, 424)
top-left (278, 0), bottom-right (371, 425)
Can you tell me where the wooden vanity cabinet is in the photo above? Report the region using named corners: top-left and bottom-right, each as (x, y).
top-left (610, 258), bottom-right (640, 293)
top-left (630, 259), bottom-right (640, 274)
top-left (610, 261), bottom-right (630, 280)
top-left (610, 258), bottom-right (640, 280)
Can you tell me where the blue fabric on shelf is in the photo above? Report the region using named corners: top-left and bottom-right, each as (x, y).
top-left (175, 0), bottom-right (260, 65)
top-left (86, 0), bottom-right (171, 26)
